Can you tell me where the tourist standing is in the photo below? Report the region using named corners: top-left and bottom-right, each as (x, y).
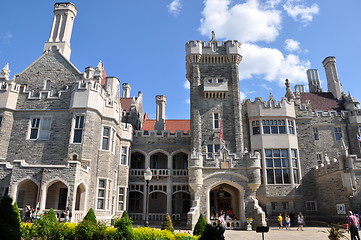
top-left (348, 211), bottom-right (360, 240)
top-left (217, 212), bottom-right (226, 240)
top-left (285, 214), bottom-right (291, 230)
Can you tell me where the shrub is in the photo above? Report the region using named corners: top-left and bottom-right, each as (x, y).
top-left (0, 195), bottom-right (21, 240)
top-left (174, 232), bottom-right (197, 240)
top-left (20, 222), bottom-right (36, 240)
top-left (54, 222), bottom-right (77, 240)
top-left (133, 227), bottom-right (175, 240)
top-left (83, 208), bottom-right (97, 224)
top-left (193, 214), bottom-right (207, 236)
top-left (13, 202), bottom-right (21, 223)
top-left (75, 219), bottom-right (97, 240)
top-left (33, 208), bottom-right (58, 238)
top-left (114, 211), bottom-right (134, 240)
top-left (161, 213), bottom-right (174, 233)
top-left (199, 224), bottom-right (224, 240)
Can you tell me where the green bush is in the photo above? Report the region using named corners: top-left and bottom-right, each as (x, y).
top-left (114, 211), bottom-right (134, 240)
top-left (83, 208), bottom-right (97, 224)
top-left (161, 213), bottom-right (174, 233)
top-left (193, 214), bottom-right (207, 236)
top-left (75, 219), bottom-right (98, 240)
top-left (0, 195), bottom-right (21, 240)
top-left (13, 202), bottom-right (21, 223)
top-left (199, 224), bottom-right (223, 240)
top-left (174, 232), bottom-right (198, 240)
top-left (133, 227), bottom-right (175, 240)
top-left (54, 222), bottom-right (76, 240)
top-left (20, 222), bottom-right (36, 240)
top-left (33, 208), bottom-right (58, 238)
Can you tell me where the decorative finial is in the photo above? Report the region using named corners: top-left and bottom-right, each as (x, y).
top-left (211, 31), bottom-right (216, 41)
top-left (1, 63), bottom-right (10, 80)
top-left (285, 79), bottom-right (290, 88)
top-left (285, 79), bottom-right (295, 101)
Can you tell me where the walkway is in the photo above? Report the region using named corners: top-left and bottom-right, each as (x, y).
top-left (225, 227), bottom-right (333, 240)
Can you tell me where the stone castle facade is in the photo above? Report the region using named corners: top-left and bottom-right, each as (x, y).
top-left (0, 3), bottom-right (360, 229)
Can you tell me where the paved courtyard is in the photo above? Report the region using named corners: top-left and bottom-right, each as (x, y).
top-left (225, 227), bottom-right (335, 240)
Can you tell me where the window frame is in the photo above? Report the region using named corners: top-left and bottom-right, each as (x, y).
top-left (97, 179), bottom-right (106, 210)
top-left (213, 113), bottom-right (220, 129)
top-left (334, 127), bottom-right (342, 141)
top-left (120, 146), bottom-right (128, 165)
top-left (118, 187), bottom-right (125, 211)
top-left (28, 116), bottom-right (52, 140)
top-left (206, 144), bottom-right (220, 158)
top-left (0, 116), bottom-right (3, 128)
top-left (306, 201), bottom-right (317, 212)
top-left (72, 115), bottom-right (85, 143)
top-left (313, 127), bottom-right (319, 140)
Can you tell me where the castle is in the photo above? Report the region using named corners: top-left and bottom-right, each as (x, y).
top-left (0, 2), bottom-right (360, 229)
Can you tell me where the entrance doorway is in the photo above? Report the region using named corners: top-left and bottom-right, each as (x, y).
top-left (209, 184), bottom-right (240, 220)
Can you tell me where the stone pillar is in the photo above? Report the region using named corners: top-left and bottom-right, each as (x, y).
top-left (155, 95), bottom-right (166, 131)
top-left (323, 56), bottom-right (343, 99)
top-left (122, 83), bottom-right (131, 98)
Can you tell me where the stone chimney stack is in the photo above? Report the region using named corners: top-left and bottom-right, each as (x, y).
top-left (307, 69), bottom-right (322, 92)
top-left (122, 83), bottom-right (131, 98)
top-left (43, 2), bottom-right (77, 60)
top-left (322, 56), bottom-right (343, 99)
top-left (155, 95), bottom-right (166, 131)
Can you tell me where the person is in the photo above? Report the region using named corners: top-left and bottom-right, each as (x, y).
top-left (217, 212), bottom-right (226, 240)
top-left (297, 212), bottom-right (304, 231)
top-left (277, 213), bottom-right (283, 229)
top-left (285, 214), bottom-right (291, 230)
top-left (64, 207), bottom-right (71, 223)
top-left (226, 208), bottom-right (234, 219)
top-left (212, 206), bottom-right (217, 219)
top-left (289, 211), bottom-right (296, 227)
top-left (355, 212), bottom-right (360, 229)
top-left (33, 207), bottom-right (41, 220)
top-left (348, 211), bottom-right (360, 240)
top-left (24, 204), bottom-right (32, 223)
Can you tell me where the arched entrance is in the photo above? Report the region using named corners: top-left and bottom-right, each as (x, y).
top-left (130, 152), bottom-right (145, 169)
top-left (172, 192), bottom-right (191, 221)
top-left (150, 152), bottom-right (168, 169)
top-left (45, 181), bottom-right (68, 210)
top-left (16, 179), bottom-right (38, 209)
top-left (209, 183), bottom-right (241, 220)
top-left (75, 183), bottom-right (86, 210)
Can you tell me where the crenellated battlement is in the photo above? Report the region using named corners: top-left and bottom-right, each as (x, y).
top-left (134, 130), bottom-right (190, 138)
top-left (245, 96), bottom-right (296, 118)
top-left (310, 110), bottom-right (349, 118)
top-left (0, 81), bottom-right (20, 93)
top-left (186, 40), bottom-right (241, 54)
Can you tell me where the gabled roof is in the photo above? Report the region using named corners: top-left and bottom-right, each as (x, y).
top-left (120, 98), bottom-right (133, 112)
top-left (141, 119), bottom-right (190, 133)
top-left (299, 92), bottom-right (345, 111)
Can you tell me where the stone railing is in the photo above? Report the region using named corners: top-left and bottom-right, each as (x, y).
top-left (129, 213), bottom-right (143, 221)
top-left (210, 220), bottom-right (242, 230)
top-left (72, 210), bottom-right (85, 223)
top-left (149, 213), bottom-right (165, 221)
top-left (172, 169), bottom-right (188, 176)
top-left (151, 169), bottom-right (170, 176)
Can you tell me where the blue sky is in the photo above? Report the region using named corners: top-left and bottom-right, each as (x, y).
top-left (1, 0), bottom-right (360, 120)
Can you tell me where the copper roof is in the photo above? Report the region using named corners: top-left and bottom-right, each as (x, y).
top-left (141, 119), bottom-right (190, 133)
top-left (299, 92), bottom-right (345, 111)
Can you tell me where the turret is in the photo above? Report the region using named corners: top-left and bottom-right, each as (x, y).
top-left (122, 83), bottom-right (131, 98)
top-left (307, 69), bottom-right (322, 93)
top-left (322, 56), bottom-right (343, 99)
top-left (155, 95), bottom-right (166, 131)
top-left (43, 2), bottom-right (78, 60)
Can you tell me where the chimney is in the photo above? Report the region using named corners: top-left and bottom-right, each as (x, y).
top-left (122, 83), bottom-right (131, 98)
top-left (307, 69), bottom-right (322, 93)
top-left (43, 2), bottom-right (78, 60)
top-left (155, 95), bottom-right (166, 131)
top-left (322, 56), bottom-right (343, 99)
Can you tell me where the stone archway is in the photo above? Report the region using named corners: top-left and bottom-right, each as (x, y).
top-left (45, 181), bottom-right (68, 210)
top-left (75, 183), bottom-right (86, 210)
top-left (16, 179), bottom-right (38, 209)
top-left (172, 192), bottom-right (191, 221)
top-left (209, 184), bottom-right (239, 219)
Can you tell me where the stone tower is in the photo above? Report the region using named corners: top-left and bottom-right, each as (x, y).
top-left (307, 69), bottom-right (322, 92)
top-left (322, 56), bottom-right (343, 99)
top-left (43, 2), bottom-right (78, 60)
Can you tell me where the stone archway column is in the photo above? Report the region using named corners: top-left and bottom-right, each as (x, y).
top-left (39, 186), bottom-right (47, 210)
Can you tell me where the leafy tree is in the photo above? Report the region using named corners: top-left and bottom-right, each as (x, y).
top-left (0, 195), bottom-right (21, 240)
top-left (193, 214), bottom-right (207, 236)
top-left (83, 208), bottom-right (97, 224)
top-left (33, 208), bottom-right (58, 238)
top-left (12, 202), bottom-right (21, 223)
top-left (114, 211), bottom-right (134, 240)
top-left (161, 213), bottom-right (174, 232)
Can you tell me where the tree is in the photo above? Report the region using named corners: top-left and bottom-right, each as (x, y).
top-left (114, 211), bottom-right (134, 240)
top-left (34, 208), bottom-right (58, 238)
top-left (83, 208), bottom-right (97, 224)
top-left (0, 195), bottom-right (21, 240)
top-left (193, 214), bottom-right (207, 236)
top-left (161, 213), bottom-right (174, 232)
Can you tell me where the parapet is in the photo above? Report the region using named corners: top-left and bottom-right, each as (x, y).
top-left (185, 39), bottom-right (241, 56)
top-left (134, 130), bottom-right (190, 138)
top-left (244, 97), bottom-right (296, 118)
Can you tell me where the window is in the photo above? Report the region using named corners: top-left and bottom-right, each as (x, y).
top-left (265, 149), bottom-right (290, 184)
top-left (0, 116), bottom-right (2, 128)
top-left (207, 144), bottom-right (220, 158)
top-left (213, 113), bottom-right (219, 129)
top-left (101, 126), bottom-right (115, 151)
top-left (334, 127), bottom-right (342, 141)
top-left (313, 127), bottom-right (319, 140)
top-left (29, 117), bottom-right (51, 140)
top-left (291, 149), bottom-right (299, 184)
top-left (306, 201), bottom-right (317, 211)
top-left (271, 202), bottom-right (276, 211)
top-left (73, 116), bottom-right (84, 143)
top-left (316, 153), bottom-right (323, 165)
top-left (262, 120), bottom-right (286, 134)
top-left (120, 147), bottom-right (128, 165)
top-left (288, 120), bottom-right (295, 134)
top-left (97, 179), bottom-right (106, 209)
top-left (252, 121), bottom-right (260, 135)
top-left (217, 78), bottom-right (224, 83)
top-left (118, 187), bottom-right (125, 211)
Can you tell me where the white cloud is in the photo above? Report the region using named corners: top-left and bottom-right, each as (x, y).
top-left (240, 91), bottom-right (246, 100)
top-left (186, 99), bottom-right (190, 104)
top-left (167, 0), bottom-right (182, 16)
top-left (283, 0), bottom-right (319, 25)
top-left (284, 38), bottom-right (300, 52)
top-left (183, 80), bottom-right (190, 89)
top-left (266, 0), bottom-right (282, 8)
top-left (239, 43), bottom-right (310, 86)
top-left (260, 83), bottom-right (272, 91)
top-left (199, 0), bottom-right (282, 43)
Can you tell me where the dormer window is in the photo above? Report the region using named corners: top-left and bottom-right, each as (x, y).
top-left (207, 79), bottom-right (212, 83)
top-left (217, 78), bottom-right (224, 83)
